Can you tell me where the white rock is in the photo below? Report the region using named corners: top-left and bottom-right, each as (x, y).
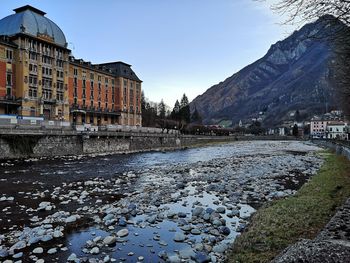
top-left (90, 247), bottom-right (99, 255)
top-left (32, 247), bottom-right (43, 254)
top-left (116, 229), bottom-right (129, 237)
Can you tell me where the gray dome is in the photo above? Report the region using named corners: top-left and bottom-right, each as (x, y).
top-left (0, 5), bottom-right (67, 47)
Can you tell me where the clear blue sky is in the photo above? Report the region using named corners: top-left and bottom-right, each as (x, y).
top-left (0, 0), bottom-right (295, 108)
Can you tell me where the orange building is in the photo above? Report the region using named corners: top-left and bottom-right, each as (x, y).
top-left (0, 5), bottom-right (142, 126)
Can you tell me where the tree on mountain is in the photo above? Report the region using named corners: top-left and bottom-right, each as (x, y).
top-left (269, 0), bottom-right (350, 119)
top-left (295, 110), bottom-right (302, 122)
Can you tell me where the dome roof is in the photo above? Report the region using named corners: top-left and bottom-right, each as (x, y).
top-left (0, 5), bottom-right (67, 47)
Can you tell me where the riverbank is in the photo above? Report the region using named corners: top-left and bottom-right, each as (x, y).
top-left (227, 152), bottom-right (350, 263)
top-left (0, 131), bottom-right (299, 160)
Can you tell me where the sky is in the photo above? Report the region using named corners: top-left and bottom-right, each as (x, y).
top-left (0, 0), bottom-right (296, 108)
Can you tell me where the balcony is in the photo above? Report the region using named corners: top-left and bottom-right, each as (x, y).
top-left (0, 95), bottom-right (20, 106)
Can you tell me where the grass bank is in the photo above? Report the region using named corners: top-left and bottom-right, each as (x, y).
top-left (227, 152), bottom-right (350, 263)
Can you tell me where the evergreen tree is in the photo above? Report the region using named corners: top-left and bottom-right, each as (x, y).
top-left (158, 99), bottom-right (166, 119)
top-left (180, 94), bottom-right (189, 108)
top-left (292, 124), bottom-right (299, 137)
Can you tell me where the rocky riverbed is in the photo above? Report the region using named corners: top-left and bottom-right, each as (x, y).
top-left (0, 141), bottom-right (323, 263)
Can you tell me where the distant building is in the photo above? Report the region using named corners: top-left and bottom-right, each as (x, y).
top-left (326, 122), bottom-right (348, 140)
top-left (310, 118), bottom-right (328, 138)
top-left (0, 5), bottom-right (142, 126)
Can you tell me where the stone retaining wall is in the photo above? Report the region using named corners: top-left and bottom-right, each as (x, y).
top-left (0, 133), bottom-right (238, 160)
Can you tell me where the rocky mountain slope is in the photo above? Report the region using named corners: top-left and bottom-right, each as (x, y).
top-left (190, 17), bottom-right (338, 127)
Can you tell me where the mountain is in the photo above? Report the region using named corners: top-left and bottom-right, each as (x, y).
top-left (190, 16), bottom-right (339, 127)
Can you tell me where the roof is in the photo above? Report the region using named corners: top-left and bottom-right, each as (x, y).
top-left (0, 5), bottom-right (67, 47)
top-left (97, 62), bottom-right (142, 82)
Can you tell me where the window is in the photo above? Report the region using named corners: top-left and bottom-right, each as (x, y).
top-left (90, 81), bottom-right (94, 99)
top-left (90, 73), bottom-right (94, 80)
top-left (6, 73), bottom-right (12, 86)
top-left (6, 49), bottom-right (13, 60)
top-left (74, 68), bottom-right (78, 76)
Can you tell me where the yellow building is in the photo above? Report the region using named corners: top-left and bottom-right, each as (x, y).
top-left (0, 5), bottom-right (142, 126)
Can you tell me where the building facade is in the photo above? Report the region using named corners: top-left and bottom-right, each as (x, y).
top-left (326, 122), bottom-right (348, 140)
top-left (0, 5), bottom-right (142, 126)
top-left (310, 118), bottom-right (328, 138)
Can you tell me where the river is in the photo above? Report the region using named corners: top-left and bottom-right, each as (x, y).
top-left (0, 140), bottom-right (323, 262)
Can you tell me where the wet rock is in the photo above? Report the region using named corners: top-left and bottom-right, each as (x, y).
top-left (65, 215), bottom-right (78, 223)
top-left (168, 254), bottom-right (181, 263)
top-left (179, 248), bottom-right (196, 259)
top-left (103, 236), bottom-right (117, 246)
top-left (192, 207), bottom-right (204, 217)
top-left (158, 250), bottom-right (168, 260)
top-left (33, 247), bottom-right (44, 254)
top-left (212, 243), bottom-right (228, 253)
top-left (47, 248), bottom-right (57, 254)
top-left (67, 253), bottom-right (78, 262)
top-left (90, 247), bottom-right (99, 254)
top-left (173, 232), bottom-right (186, 242)
top-left (117, 229), bottom-right (129, 237)
top-left (191, 228), bottom-right (201, 235)
top-left (219, 226), bottom-right (231, 236)
top-left (9, 240), bottom-right (26, 252)
top-left (193, 252), bottom-right (211, 263)
top-left (0, 248), bottom-right (9, 258)
top-left (118, 217), bottom-right (127, 227)
top-left (216, 207), bottom-right (226, 214)
top-left (12, 252), bottom-right (23, 259)
top-left (178, 212), bottom-right (187, 218)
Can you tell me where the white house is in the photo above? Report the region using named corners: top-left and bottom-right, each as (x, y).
top-left (326, 122), bottom-right (348, 140)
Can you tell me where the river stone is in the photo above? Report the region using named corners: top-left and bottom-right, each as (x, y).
top-left (65, 215), bottom-right (78, 223)
top-left (118, 217), bottom-right (127, 227)
top-left (117, 229), bottom-right (129, 237)
top-left (206, 208), bottom-right (215, 214)
top-left (90, 247), bottom-right (99, 254)
top-left (178, 212), bottom-right (187, 218)
top-left (9, 240), bottom-right (26, 252)
top-left (219, 226), bottom-right (231, 236)
top-left (103, 236), bottom-right (117, 245)
top-left (158, 250), bottom-right (168, 260)
top-left (33, 247), bottom-right (44, 254)
top-left (36, 259), bottom-right (44, 263)
top-left (168, 254), bottom-right (181, 263)
top-left (194, 252), bottom-right (211, 263)
top-left (192, 207), bottom-right (204, 217)
top-left (212, 243), bottom-right (228, 253)
top-left (179, 248), bottom-right (196, 259)
top-left (0, 248), bottom-right (9, 258)
top-left (216, 207), bottom-right (226, 214)
top-left (173, 232), bottom-right (186, 242)
top-left (12, 252), bottom-right (23, 259)
top-left (47, 248), bottom-right (57, 254)
top-left (213, 219), bottom-right (222, 227)
top-left (67, 253), bottom-right (77, 262)
top-left (191, 228), bottom-right (201, 235)
top-left (146, 215), bottom-right (157, 224)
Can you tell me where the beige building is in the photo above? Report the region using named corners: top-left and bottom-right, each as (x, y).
top-left (0, 5), bottom-right (142, 126)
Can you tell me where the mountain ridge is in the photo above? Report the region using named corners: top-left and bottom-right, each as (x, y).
top-left (190, 16), bottom-right (338, 127)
